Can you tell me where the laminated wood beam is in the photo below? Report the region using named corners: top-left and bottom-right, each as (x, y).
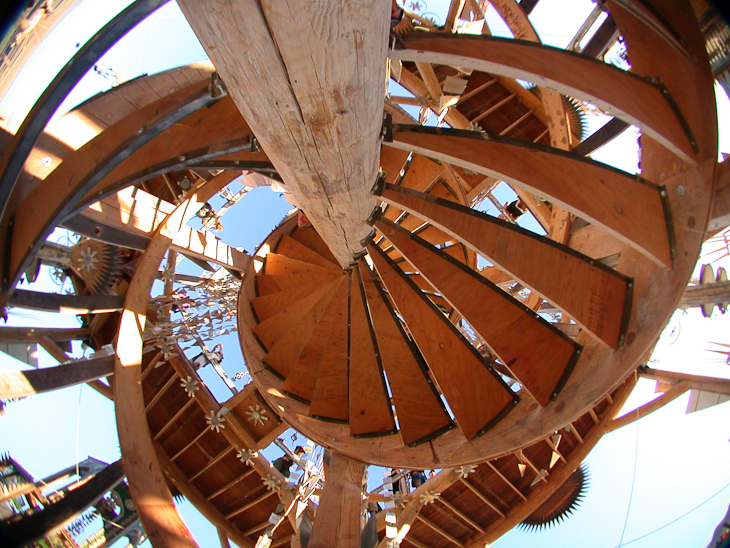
top-left (376, 184), bottom-right (632, 349)
top-left (177, 0), bottom-right (389, 267)
top-left (368, 244), bottom-right (518, 439)
top-left (376, 218), bottom-right (581, 406)
top-left (348, 266), bottom-right (397, 437)
top-left (387, 125), bottom-right (673, 268)
top-left (0, 354), bottom-right (114, 398)
top-left (390, 34), bottom-right (697, 163)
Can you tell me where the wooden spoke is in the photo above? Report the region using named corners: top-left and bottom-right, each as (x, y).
top-left (348, 266), bottom-right (397, 438)
top-left (376, 184), bottom-right (632, 348)
top-left (368, 244), bottom-right (518, 439)
top-left (309, 272), bottom-right (351, 423)
top-left (391, 33), bottom-right (697, 163)
top-left (275, 234), bottom-right (340, 271)
top-left (376, 218), bottom-right (581, 406)
top-left (281, 282), bottom-right (347, 403)
top-left (388, 125), bottom-right (673, 268)
top-left (253, 278), bottom-right (343, 353)
top-left (358, 262), bottom-right (453, 446)
top-left (261, 279), bottom-right (343, 378)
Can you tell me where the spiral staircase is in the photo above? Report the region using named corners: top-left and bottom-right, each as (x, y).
top-left (0, 0), bottom-right (727, 546)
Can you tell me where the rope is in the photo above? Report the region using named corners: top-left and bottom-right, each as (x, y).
top-left (617, 372), bottom-right (641, 546)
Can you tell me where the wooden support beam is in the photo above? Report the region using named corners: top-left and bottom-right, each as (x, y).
top-left (225, 488), bottom-right (275, 520)
top-left (144, 371), bottom-right (179, 412)
top-left (0, 354), bottom-right (114, 398)
top-left (486, 461), bottom-right (527, 501)
top-left (308, 451), bottom-right (366, 548)
top-left (417, 514), bottom-right (465, 546)
top-left (390, 34), bottom-right (697, 163)
top-left (189, 447), bottom-right (235, 483)
top-left (7, 289), bottom-right (124, 313)
top-left (459, 478), bottom-right (505, 518)
top-left (0, 326), bottom-right (89, 343)
top-left (437, 497), bottom-right (485, 533)
top-left (638, 366), bottom-right (730, 396)
top-left (177, 0), bottom-right (388, 266)
top-left (708, 159), bottom-right (730, 234)
top-left (153, 398), bottom-right (197, 441)
top-left (606, 380), bottom-right (690, 433)
top-left (207, 468), bottom-right (257, 501)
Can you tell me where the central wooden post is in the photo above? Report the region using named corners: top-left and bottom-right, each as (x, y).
top-left (308, 451), bottom-right (367, 548)
top-left (177, 0), bottom-right (390, 266)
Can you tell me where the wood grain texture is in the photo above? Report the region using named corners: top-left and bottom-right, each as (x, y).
top-left (391, 33), bottom-right (696, 163)
top-left (358, 261), bottom-right (453, 446)
top-left (177, 0), bottom-right (390, 266)
top-left (348, 266), bottom-right (397, 437)
top-left (389, 128), bottom-right (672, 268)
top-left (275, 234), bottom-right (340, 271)
top-left (368, 244), bottom-right (517, 439)
top-left (379, 184), bottom-right (630, 349)
top-left (377, 219), bottom-right (580, 406)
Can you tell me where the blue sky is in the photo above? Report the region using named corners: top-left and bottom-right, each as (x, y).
top-left (1, 1), bottom-right (730, 547)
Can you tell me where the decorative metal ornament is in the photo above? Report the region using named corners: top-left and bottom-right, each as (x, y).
top-left (76, 247), bottom-right (99, 272)
top-left (419, 490), bottom-right (440, 505)
top-left (205, 410), bottom-right (226, 432)
top-left (161, 264), bottom-right (175, 283)
top-left (237, 448), bottom-right (258, 466)
top-left (262, 474), bottom-right (282, 491)
top-left (246, 404), bottom-right (269, 427)
top-left (456, 464), bottom-right (476, 479)
top-left (180, 376), bottom-right (199, 398)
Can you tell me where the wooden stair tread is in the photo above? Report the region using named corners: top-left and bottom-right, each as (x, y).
top-left (251, 280), bottom-right (335, 322)
top-left (309, 271), bottom-right (351, 423)
top-left (368, 244), bottom-right (518, 439)
top-left (289, 226), bottom-right (340, 265)
top-left (377, 218), bottom-right (581, 406)
top-left (390, 127), bottom-right (672, 268)
top-left (281, 282), bottom-right (346, 403)
top-left (263, 253), bottom-right (342, 278)
top-left (378, 184), bottom-right (631, 349)
top-left (275, 233), bottom-right (341, 271)
top-left (348, 266), bottom-right (397, 438)
top-left (358, 262), bottom-right (453, 446)
top-left (255, 274), bottom-right (284, 297)
top-left (252, 279), bottom-right (343, 350)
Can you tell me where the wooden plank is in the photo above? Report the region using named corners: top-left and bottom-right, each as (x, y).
top-left (376, 219), bottom-right (581, 406)
top-left (289, 226), bottom-right (339, 265)
top-left (275, 234), bottom-right (340, 271)
top-left (171, 225), bottom-right (251, 273)
top-left (359, 262), bottom-right (453, 446)
top-left (177, 0), bottom-right (389, 266)
top-left (281, 282), bottom-right (346, 403)
top-left (255, 275), bottom-right (283, 297)
top-left (388, 127), bottom-right (672, 268)
top-left (7, 290), bottom-right (124, 313)
top-left (567, 224), bottom-right (626, 261)
top-left (377, 184), bottom-right (631, 349)
top-left (262, 278), bottom-right (343, 378)
top-left (263, 253), bottom-right (342, 279)
top-left (348, 267), bottom-right (397, 437)
top-left (0, 354), bottom-right (114, 398)
top-left (390, 34), bottom-right (696, 163)
top-left (309, 272), bottom-right (351, 423)
top-left (251, 280), bottom-right (338, 322)
top-left (417, 514), bottom-right (465, 547)
top-left (253, 280), bottom-right (343, 351)
top-left (368, 244), bottom-right (517, 439)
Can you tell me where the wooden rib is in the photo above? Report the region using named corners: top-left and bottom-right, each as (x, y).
top-left (416, 514), bottom-right (464, 547)
top-left (189, 446), bottom-right (235, 482)
top-left (263, 253), bottom-right (342, 278)
top-left (437, 497), bottom-right (485, 533)
top-left (309, 271), bottom-right (351, 423)
top-left (144, 371), bottom-right (179, 412)
top-left (459, 478), bottom-right (505, 518)
top-left (281, 282), bottom-right (347, 403)
top-left (141, 351), bottom-right (163, 381)
top-left (388, 126), bottom-right (672, 268)
top-left (170, 426), bottom-right (210, 462)
top-left (288, 226), bottom-right (339, 265)
top-left (368, 244), bottom-right (517, 439)
top-left (275, 234), bottom-right (340, 270)
top-left (358, 262), bottom-right (453, 446)
top-left (252, 280), bottom-right (343, 350)
top-left (377, 184), bottom-right (631, 348)
top-left (348, 266), bottom-right (397, 437)
top-left (251, 280), bottom-right (338, 322)
top-left (225, 489), bottom-right (275, 520)
top-left (471, 93), bottom-right (516, 124)
top-left (207, 468), bottom-right (257, 501)
top-left (391, 34), bottom-right (696, 163)
top-left (153, 398), bottom-right (197, 441)
top-left (261, 278), bottom-right (343, 378)
top-left (242, 520), bottom-right (270, 537)
top-left (485, 461), bottom-right (527, 501)
top-left (377, 219), bottom-right (580, 405)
